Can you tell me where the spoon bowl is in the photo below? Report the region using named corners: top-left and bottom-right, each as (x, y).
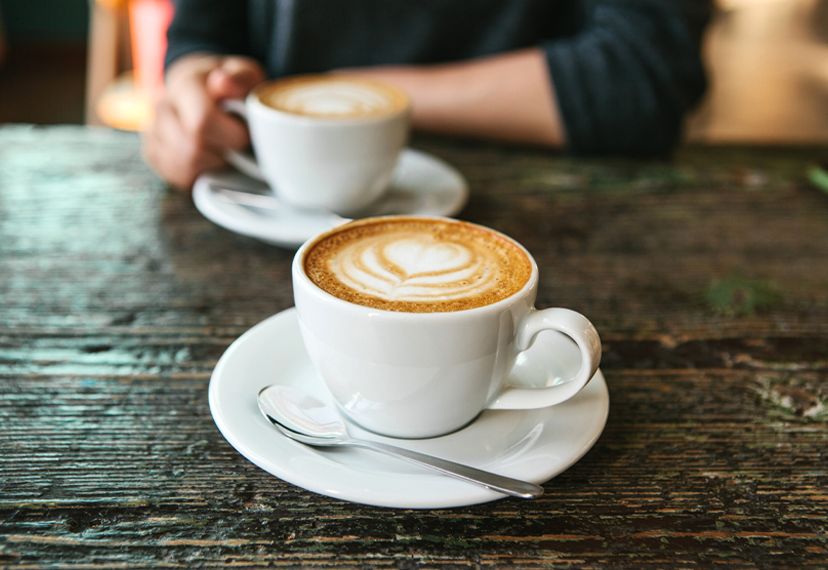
top-left (258, 384), bottom-right (346, 438)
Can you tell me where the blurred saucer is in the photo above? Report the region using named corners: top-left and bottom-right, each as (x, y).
top-left (193, 149), bottom-right (468, 248)
top-left (208, 308), bottom-right (609, 509)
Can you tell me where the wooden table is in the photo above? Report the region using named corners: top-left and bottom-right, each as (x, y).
top-left (1, 125), bottom-right (826, 568)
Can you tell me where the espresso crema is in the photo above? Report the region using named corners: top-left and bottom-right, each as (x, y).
top-left (303, 218), bottom-right (533, 313)
top-left (256, 75), bottom-right (409, 119)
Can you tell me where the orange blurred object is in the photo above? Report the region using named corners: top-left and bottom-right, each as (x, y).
top-left (95, 72), bottom-right (155, 131)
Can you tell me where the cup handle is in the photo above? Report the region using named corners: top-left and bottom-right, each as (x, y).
top-left (219, 99), bottom-right (267, 182)
top-left (487, 308), bottom-right (602, 410)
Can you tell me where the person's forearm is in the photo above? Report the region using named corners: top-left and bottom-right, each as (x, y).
top-left (345, 48), bottom-right (565, 148)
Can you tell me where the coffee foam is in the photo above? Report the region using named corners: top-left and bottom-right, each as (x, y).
top-left (303, 218), bottom-right (533, 313)
top-left (256, 75), bottom-right (408, 119)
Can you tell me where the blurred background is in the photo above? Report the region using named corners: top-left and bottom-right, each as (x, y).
top-left (0, 0), bottom-right (89, 125)
top-left (0, 0), bottom-right (826, 143)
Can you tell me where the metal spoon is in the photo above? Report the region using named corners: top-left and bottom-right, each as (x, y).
top-left (257, 385), bottom-right (544, 499)
top-left (213, 186), bottom-right (351, 226)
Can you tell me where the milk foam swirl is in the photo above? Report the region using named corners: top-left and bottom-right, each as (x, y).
top-left (259, 77), bottom-right (406, 118)
top-left (304, 218), bottom-right (533, 313)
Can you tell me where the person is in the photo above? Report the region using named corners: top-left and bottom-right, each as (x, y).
top-left (143, 0), bottom-right (710, 190)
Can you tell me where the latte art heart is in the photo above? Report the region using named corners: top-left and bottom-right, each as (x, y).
top-left (303, 218), bottom-right (533, 313)
top-left (334, 235), bottom-right (497, 302)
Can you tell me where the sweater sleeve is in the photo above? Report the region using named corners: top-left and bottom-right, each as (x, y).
top-left (544, 0), bottom-right (709, 156)
top-left (165, 0), bottom-right (252, 68)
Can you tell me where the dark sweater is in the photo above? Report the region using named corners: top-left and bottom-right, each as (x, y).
top-left (166, 0), bottom-right (710, 155)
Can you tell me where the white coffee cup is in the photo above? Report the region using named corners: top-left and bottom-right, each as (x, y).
top-left (223, 74), bottom-right (410, 216)
top-left (292, 215), bottom-right (602, 439)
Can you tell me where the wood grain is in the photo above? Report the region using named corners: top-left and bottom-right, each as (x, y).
top-left (1, 126), bottom-right (826, 568)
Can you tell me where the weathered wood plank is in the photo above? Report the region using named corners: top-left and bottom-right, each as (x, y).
top-left (0, 126), bottom-right (826, 568)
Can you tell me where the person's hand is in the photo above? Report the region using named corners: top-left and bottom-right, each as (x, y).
top-left (142, 54), bottom-right (266, 190)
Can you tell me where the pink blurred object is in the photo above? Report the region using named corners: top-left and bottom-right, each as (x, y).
top-left (129, 0), bottom-right (174, 103)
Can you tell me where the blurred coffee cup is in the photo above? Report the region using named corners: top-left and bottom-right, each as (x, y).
top-left (223, 74), bottom-right (410, 216)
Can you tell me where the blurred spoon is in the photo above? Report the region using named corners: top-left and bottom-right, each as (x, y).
top-left (213, 186), bottom-right (350, 225)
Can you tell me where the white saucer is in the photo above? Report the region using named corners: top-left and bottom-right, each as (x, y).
top-left (193, 149), bottom-right (469, 248)
top-left (208, 308), bottom-right (609, 509)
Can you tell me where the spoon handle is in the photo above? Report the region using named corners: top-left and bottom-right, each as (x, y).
top-left (349, 439), bottom-right (544, 499)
